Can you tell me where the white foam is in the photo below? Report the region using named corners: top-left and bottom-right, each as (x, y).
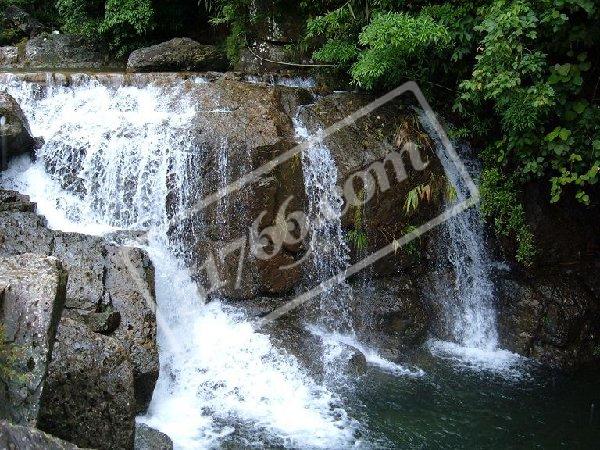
top-left (1, 158), bottom-right (117, 235)
top-left (307, 325), bottom-right (425, 378)
top-left (428, 339), bottom-right (528, 380)
top-left (1, 74), bottom-right (357, 449)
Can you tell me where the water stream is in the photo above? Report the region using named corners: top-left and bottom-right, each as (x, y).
top-left (294, 115), bottom-right (354, 334)
top-left (0, 74), bottom-right (356, 449)
top-left (2, 73), bottom-right (599, 449)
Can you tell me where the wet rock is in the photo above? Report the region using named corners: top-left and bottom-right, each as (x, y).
top-left (85, 309), bottom-right (121, 334)
top-left (0, 46), bottom-right (19, 66)
top-left (134, 423), bottom-right (173, 450)
top-left (496, 270), bottom-right (600, 369)
top-left (0, 190), bottom-right (36, 212)
top-left (51, 232), bottom-right (108, 312)
top-left (104, 245), bottom-right (158, 413)
top-left (38, 316), bottom-right (136, 450)
top-left (0, 210), bottom-right (54, 255)
top-left (299, 93), bottom-right (445, 276)
top-left (24, 33), bottom-right (104, 70)
top-left (127, 38), bottom-right (228, 72)
top-left (0, 194), bottom-right (159, 413)
top-left (352, 277), bottom-right (431, 359)
top-left (0, 254), bottom-right (67, 426)
top-left (0, 92), bottom-right (38, 169)
top-left (348, 350), bottom-right (367, 375)
top-left (0, 420), bottom-right (80, 450)
top-left (165, 79), bottom-right (311, 299)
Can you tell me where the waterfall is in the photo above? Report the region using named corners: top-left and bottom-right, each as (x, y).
top-left (420, 113), bottom-right (522, 372)
top-left (0, 73), bottom-right (356, 449)
top-left (290, 112), bottom-right (426, 380)
top-left (293, 115), bottom-right (354, 335)
top-left (434, 144), bottom-right (498, 350)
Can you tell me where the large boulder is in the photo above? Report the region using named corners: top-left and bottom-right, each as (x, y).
top-left (0, 254), bottom-right (67, 426)
top-left (159, 76), bottom-right (441, 300)
top-left (0, 420), bottom-right (80, 450)
top-left (38, 316), bottom-right (136, 450)
top-left (127, 38), bottom-right (228, 72)
top-left (104, 245), bottom-right (158, 412)
top-left (23, 33), bottom-right (104, 70)
top-left (0, 192), bottom-right (159, 412)
top-left (0, 92), bottom-right (38, 170)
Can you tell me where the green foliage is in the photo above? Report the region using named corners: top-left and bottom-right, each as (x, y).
top-left (100, 0), bottom-right (154, 53)
top-left (348, 229), bottom-right (368, 251)
top-left (348, 188), bottom-right (368, 251)
top-left (479, 168), bottom-right (536, 265)
top-left (401, 225), bottom-right (421, 260)
top-left (55, 0), bottom-right (154, 55)
top-left (206, 0), bottom-right (251, 61)
top-left (352, 11), bottom-right (450, 89)
top-left (1, 0), bottom-right (50, 44)
top-left (404, 183), bottom-right (432, 214)
top-left (457, 0), bottom-right (599, 260)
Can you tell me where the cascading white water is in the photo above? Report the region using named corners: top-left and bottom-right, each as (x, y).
top-left (0, 74), bottom-right (357, 449)
top-left (292, 113), bottom-right (426, 380)
top-left (420, 113), bottom-right (523, 373)
top-left (434, 145), bottom-right (498, 350)
top-left (293, 115), bottom-right (354, 334)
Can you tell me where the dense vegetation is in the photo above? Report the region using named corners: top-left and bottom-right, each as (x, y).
top-left (2, 0), bottom-right (598, 264)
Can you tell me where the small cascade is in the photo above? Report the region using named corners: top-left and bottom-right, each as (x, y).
top-left (293, 111), bottom-right (428, 381)
top-left (434, 144), bottom-right (498, 350)
top-left (293, 115), bottom-right (354, 334)
top-left (419, 112), bottom-right (522, 372)
top-left (0, 73), bottom-right (356, 449)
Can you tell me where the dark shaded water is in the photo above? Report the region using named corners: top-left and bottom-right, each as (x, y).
top-left (349, 354), bottom-right (600, 449)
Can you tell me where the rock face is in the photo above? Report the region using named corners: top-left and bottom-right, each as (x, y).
top-left (353, 277), bottom-right (431, 359)
top-left (0, 194), bottom-right (159, 413)
top-left (0, 190), bottom-right (158, 449)
top-left (24, 33), bottom-right (104, 69)
top-left (127, 38), bottom-right (228, 72)
top-left (38, 316), bottom-right (136, 450)
top-left (0, 92), bottom-right (38, 170)
top-left (0, 420), bottom-right (80, 450)
top-left (0, 33), bottom-right (105, 70)
top-left (496, 269), bottom-right (600, 369)
top-left (134, 423), bottom-right (173, 450)
top-left (0, 254), bottom-right (67, 426)
top-left (493, 181), bottom-right (600, 368)
top-left (155, 76), bottom-right (443, 303)
top-left (299, 93), bottom-right (446, 276)
top-left (104, 245), bottom-right (158, 411)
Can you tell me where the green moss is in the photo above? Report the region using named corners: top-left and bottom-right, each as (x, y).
top-left (0, 324), bottom-right (24, 386)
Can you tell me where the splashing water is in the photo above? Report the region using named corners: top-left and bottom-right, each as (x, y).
top-left (293, 115), bottom-right (354, 335)
top-left (419, 112), bottom-right (523, 374)
top-left (0, 73), bottom-right (357, 449)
